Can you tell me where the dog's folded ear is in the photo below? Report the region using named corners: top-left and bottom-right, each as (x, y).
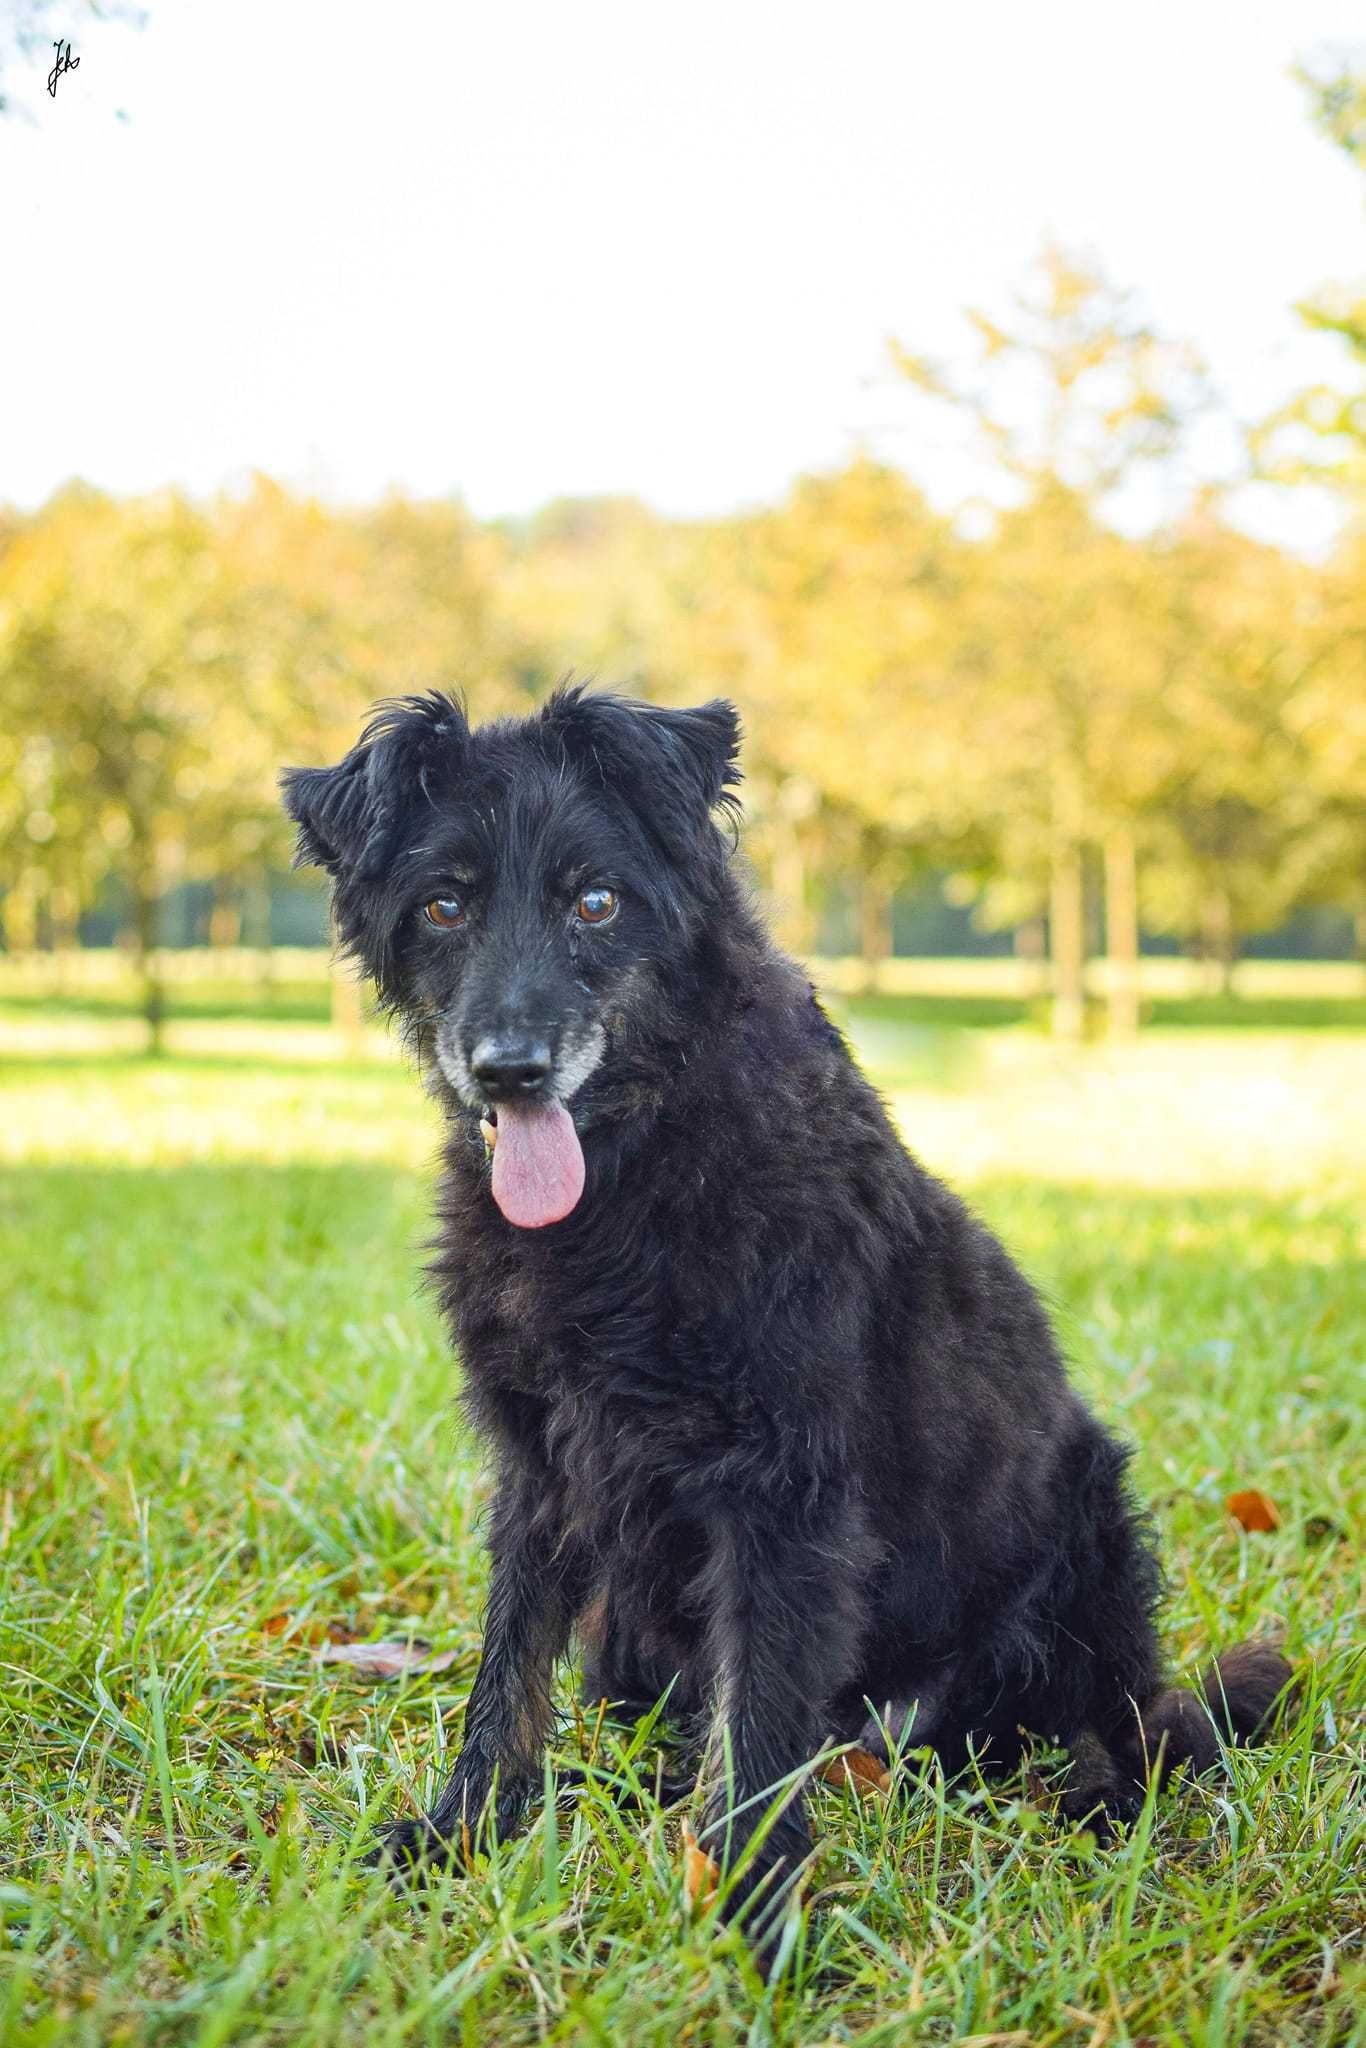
top-left (282, 692), bottom-right (469, 880)
top-left (542, 686), bottom-right (742, 856)
top-left (280, 752), bottom-right (380, 879)
top-left (644, 697), bottom-right (743, 818)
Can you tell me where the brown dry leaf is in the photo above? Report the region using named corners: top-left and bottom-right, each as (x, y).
top-left (816, 1746), bottom-right (892, 1799)
top-left (1225, 1488), bottom-right (1281, 1533)
top-left (681, 1823), bottom-right (720, 1913)
top-left (296, 1727), bottom-right (352, 1768)
top-left (260, 1612), bottom-right (356, 1646)
top-left (317, 1638), bottom-right (460, 1680)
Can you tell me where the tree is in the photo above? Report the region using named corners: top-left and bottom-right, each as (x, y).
top-left (0, 487), bottom-right (240, 1046)
top-left (1240, 58), bottom-right (1366, 959)
top-left (215, 476), bottom-right (516, 1041)
top-left (1255, 62), bottom-right (1366, 496)
top-left (494, 496), bottom-right (693, 701)
top-left (674, 460), bottom-right (967, 961)
top-left (890, 247), bottom-right (1207, 1035)
top-left (1138, 518), bottom-right (1333, 983)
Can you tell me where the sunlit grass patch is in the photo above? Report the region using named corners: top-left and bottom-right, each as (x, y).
top-left (0, 1011), bottom-right (1361, 2042)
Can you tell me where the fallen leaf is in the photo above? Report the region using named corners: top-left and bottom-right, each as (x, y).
top-left (318, 1638), bottom-right (460, 1680)
top-left (260, 1612), bottom-right (356, 1646)
top-left (296, 1727), bottom-right (352, 1768)
top-left (816, 1746), bottom-right (892, 1799)
top-left (681, 1823), bottom-right (719, 1912)
top-left (1225, 1488), bottom-right (1280, 1533)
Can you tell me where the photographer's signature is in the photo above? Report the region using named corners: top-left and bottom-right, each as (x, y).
top-left (48, 38), bottom-right (80, 97)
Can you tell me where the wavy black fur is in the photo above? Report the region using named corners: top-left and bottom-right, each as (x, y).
top-left (283, 685), bottom-right (1292, 1960)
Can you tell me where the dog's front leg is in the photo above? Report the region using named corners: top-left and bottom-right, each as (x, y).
top-left (381, 1467), bottom-right (574, 1872)
top-left (697, 1499), bottom-right (863, 1965)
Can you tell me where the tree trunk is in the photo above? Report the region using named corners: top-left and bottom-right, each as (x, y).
top-left (771, 821), bottom-right (809, 958)
top-left (330, 948), bottom-right (366, 1060)
top-left (1014, 915), bottom-right (1049, 997)
top-left (1202, 887), bottom-right (1237, 998)
top-left (132, 869), bottom-right (166, 1056)
top-left (1049, 839), bottom-right (1086, 1042)
top-left (1015, 915), bottom-right (1045, 960)
top-left (244, 867), bottom-right (274, 1001)
top-left (209, 891), bottom-right (242, 948)
top-left (1104, 826), bottom-right (1140, 1040)
top-left (858, 866), bottom-right (893, 992)
top-left (4, 869), bottom-right (39, 954)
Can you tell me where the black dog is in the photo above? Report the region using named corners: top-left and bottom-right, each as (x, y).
top-left (284, 685), bottom-right (1290, 1955)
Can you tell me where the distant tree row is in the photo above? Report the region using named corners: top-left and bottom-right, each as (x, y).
top-left (2, 63), bottom-right (1364, 1041)
top-left (2, 434), bottom-right (1360, 1042)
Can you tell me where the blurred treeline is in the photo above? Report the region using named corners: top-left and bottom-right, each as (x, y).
top-left (3, 72), bottom-right (1364, 1042)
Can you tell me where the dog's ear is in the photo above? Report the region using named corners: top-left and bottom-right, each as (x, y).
top-left (543, 686), bottom-right (742, 851)
top-left (282, 693), bottom-right (469, 880)
top-left (281, 753), bottom-right (380, 878)
top-left (645, 697), bottom-right (743, 819)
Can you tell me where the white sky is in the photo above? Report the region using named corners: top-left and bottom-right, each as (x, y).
top-left (4, 0), bottom-right (1363, 547)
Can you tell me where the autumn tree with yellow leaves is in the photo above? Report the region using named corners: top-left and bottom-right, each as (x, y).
top-left (1, 231), bottom-right (1363, 1043)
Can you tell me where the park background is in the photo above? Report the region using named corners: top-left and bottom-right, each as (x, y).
top-left (1, 5), bottom-right (1364, 2046)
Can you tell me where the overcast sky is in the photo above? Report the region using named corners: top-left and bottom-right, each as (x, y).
top-left (6, 0), bottom-right (1363, 546)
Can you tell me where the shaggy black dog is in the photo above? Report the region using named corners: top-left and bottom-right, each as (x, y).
top-left (283, 684), bottom-right (1290, 1958)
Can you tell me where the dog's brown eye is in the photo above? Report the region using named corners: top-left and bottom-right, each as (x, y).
top-left (576, 886), bottom-right (618, 926)
top-left (424, 896), bottom-right (466, 930)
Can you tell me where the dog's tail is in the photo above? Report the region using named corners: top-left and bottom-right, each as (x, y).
top-left (1133, 1639), bottom-right (1295, 1787)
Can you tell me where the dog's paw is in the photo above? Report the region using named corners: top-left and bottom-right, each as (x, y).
top-left (1058, 1777), bottom-right (1142, 1842)
top-left (368, 1814), bottom-right (459, 1883)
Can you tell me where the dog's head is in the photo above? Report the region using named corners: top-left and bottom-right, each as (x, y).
top-left (282, 684), bottom-right (742, 1227)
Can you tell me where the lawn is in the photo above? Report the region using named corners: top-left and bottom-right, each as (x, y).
top-left (0, 1003), bottom-right (1362, 2046)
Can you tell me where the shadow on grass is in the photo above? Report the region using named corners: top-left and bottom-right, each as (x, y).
top-left (1144, 994), bottom-right (1366, 1030)
top-left (0, 1049), bottom-right (409, 1084)
top-left (0, 986), bottom-right (337, 1025)
top-left (831, 992), bottom-right (1036, 1031)
top-left (838, 991), bottom-right (1366, 1033)
top-left (5, 986), bottom-right (1361, 1038)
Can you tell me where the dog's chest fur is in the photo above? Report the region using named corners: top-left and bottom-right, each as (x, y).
top-left (428, 956), bottom-right (903, 1554)
top-left (435, 1139), bottom-right (791, 1558)
top-left (425, 932), bottom-right (1080, 1674)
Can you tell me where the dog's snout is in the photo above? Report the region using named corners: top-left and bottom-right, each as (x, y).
top-left (470, 1035), bottom-right (553, 1098)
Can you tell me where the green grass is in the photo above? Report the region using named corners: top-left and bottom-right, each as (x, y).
top-left (2, 968), bottom-right (1361, 1037)
top-left (1141, 994), bottom-right (1366, 1031)
top-left (0, 1011), bottom-right (1362, 2045)
top-left (0, 982), bottom-right (336, 1025)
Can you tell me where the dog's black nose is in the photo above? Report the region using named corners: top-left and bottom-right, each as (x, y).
top-left (470, 1036), bottom-right (553, 1098)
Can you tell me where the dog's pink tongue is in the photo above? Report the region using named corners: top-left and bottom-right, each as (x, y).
top-left (490, 1100), bottom-right (585, 1228)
